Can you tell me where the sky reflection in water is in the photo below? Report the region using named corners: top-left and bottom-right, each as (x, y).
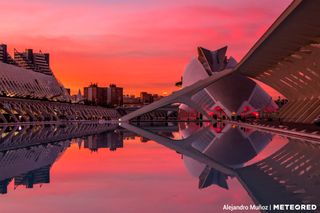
top-left (0, 123), bottom-right (317, 213)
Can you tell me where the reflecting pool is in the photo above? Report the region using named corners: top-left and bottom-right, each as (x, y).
top-left (0, 122), bottom-right (319, 212)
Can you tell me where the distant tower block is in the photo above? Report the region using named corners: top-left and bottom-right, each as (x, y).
top-left (25, 48), bottom-right (34, 62)
top-left (0, 44), bottom-right (8, 63)
top-left (14, 48), bottom-right (52, 75)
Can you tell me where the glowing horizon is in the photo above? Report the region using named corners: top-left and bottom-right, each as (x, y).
top-left (0, 0), bottom-right (292, 96)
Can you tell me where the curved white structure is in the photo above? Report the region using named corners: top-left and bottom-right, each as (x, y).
top-left (236, 0), bottom-right (320, 123)
top-left (0, 44), bottom-right (70, 102)
top-left (180, 46), bottom-right (277, 119)
top-left (0, 62), bottom-right (70, 101)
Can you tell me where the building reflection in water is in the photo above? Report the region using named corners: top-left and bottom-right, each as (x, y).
top-left (0, 141), bottom-right (70, 194)
top-left (1, 121), bottom-right (319, 207)
top-left (82, 132), bottom-right (123, 152)
top-left (0, 123), bottom-right (123, 195)
top-left (0, 122), bottom-right (176, 195)
top-left (122, 121), bottom-right (320, 207)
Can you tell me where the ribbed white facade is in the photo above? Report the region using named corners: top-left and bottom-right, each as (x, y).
top-left (0, 61), bottom-right (70, 101)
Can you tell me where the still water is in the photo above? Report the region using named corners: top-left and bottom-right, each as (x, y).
top-left (0, 123), bottom-right (318, 213)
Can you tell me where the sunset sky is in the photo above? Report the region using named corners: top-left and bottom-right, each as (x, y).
top-left (0, 0), bottom-right (292, 96)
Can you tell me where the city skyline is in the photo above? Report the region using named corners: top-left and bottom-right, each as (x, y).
top-left (1, 0), bottom-right (320, 211)
top-left (0, 0), bottom-right (291, 96)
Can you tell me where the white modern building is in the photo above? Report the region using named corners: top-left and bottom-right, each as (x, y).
top-left (0, 44), bottom-right (71, 102)
top-left (179, 46), bottom-right (278, 119)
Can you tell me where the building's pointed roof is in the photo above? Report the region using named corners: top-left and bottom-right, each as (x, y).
top-left (198, 165), bottom-right (229, 189)
top-left (197, 46), bottom-right (228, 75)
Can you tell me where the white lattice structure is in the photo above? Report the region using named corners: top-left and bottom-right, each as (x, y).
top-left (236, 0), bottom-right (320, 123)
top-left (0, 61), bottom-right (70, 101)
top-left (0, 44), bottom-right (70, 102)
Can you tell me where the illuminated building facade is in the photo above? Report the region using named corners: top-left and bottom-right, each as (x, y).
top-left (179, 46), bottom-right (277, 120)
